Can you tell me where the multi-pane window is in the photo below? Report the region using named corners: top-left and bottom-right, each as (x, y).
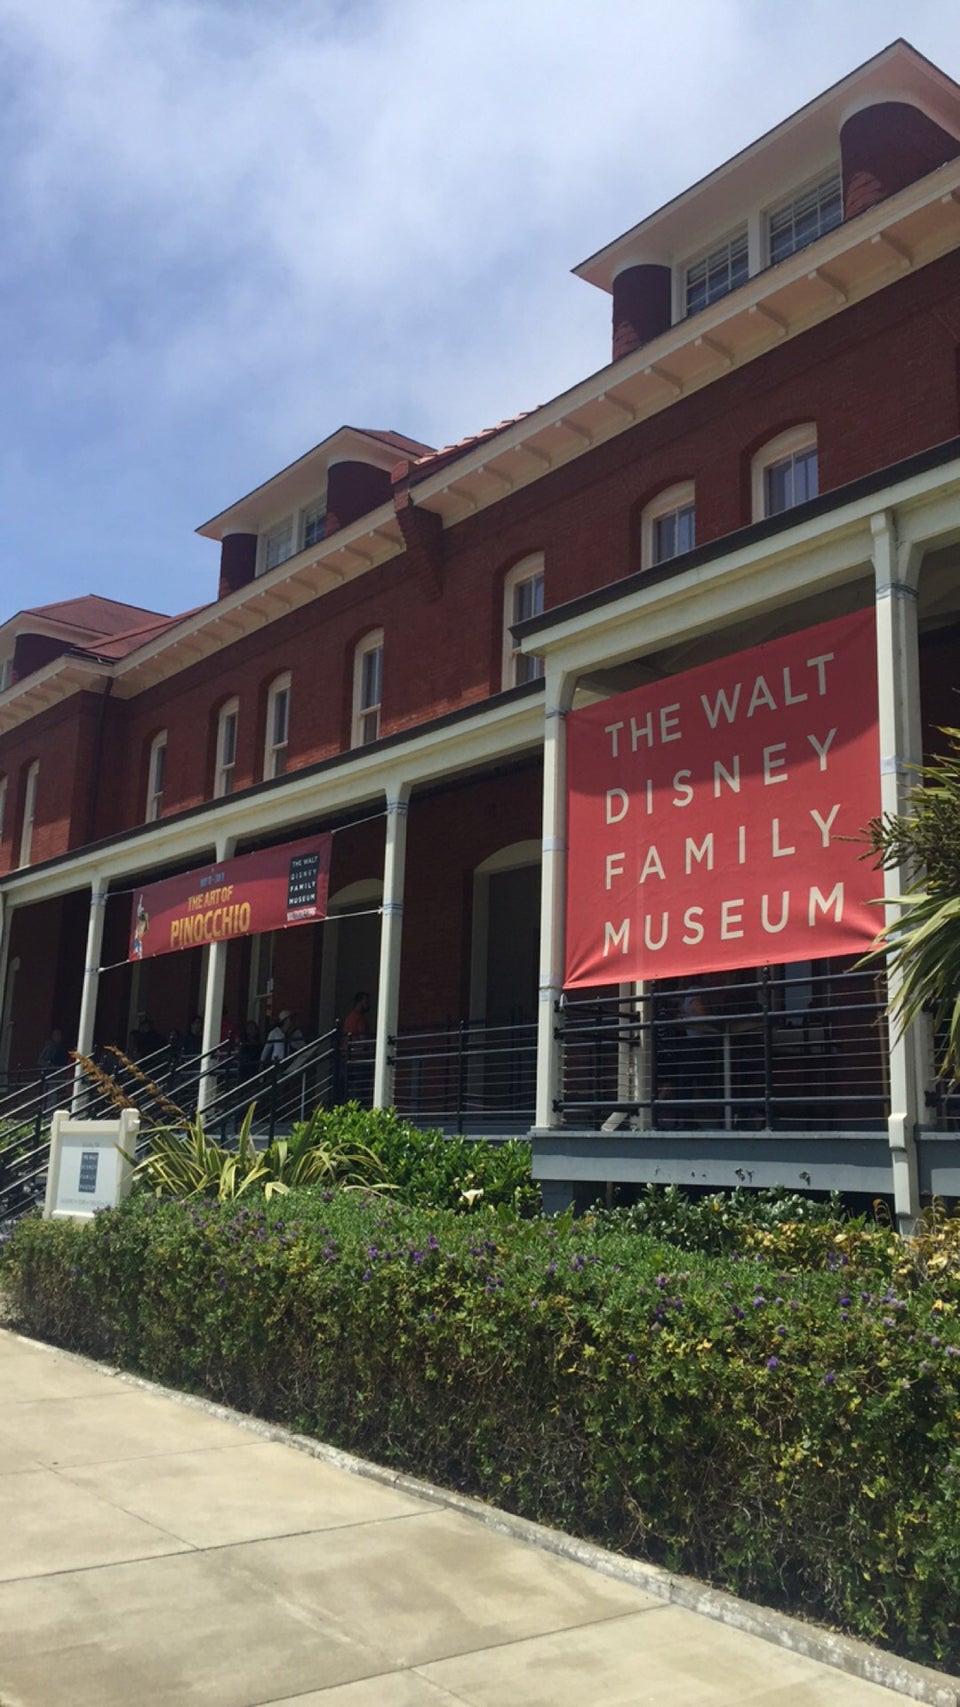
top-left (19, 760), bottom-right (38, 867)
top-left (653, 502), bottom-right (695, 564)
top-left (502, 558), bottom-right (545, 688)
top-left (642, 484), bottom-right (696, 569)
top-left (768, 174), bottom-right (842, 265)
top-left (301, 504), bottom-right (326, 550)
top-left (353, 632), bottom-right (383, 746)
top-left (264, 675), bottom-right (290, 778)
top-left (145, 733), bottom-right (166, 822)
top-left (261, 518), bottom-right (295, 575)
top-left (215, 699), bottom-right (239, 797)
top-left (753, 427), bottom-right (819, 520)
top-left (685, 230), bottom-right (749, 317)
top-left (764, 445), bottom-right (818, 515)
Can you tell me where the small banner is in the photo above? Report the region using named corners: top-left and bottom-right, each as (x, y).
top-left (565, 609), bottom-right (881, 987)
top-left (129, 833), bottom-right (333, 962)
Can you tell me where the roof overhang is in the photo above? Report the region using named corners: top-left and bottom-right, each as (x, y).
top-left (0, 655), bottom-right (110, 735)
top-left (574, 40), bottom-right (960, 292)
top-left (197, 426), bottom-right (432, 540)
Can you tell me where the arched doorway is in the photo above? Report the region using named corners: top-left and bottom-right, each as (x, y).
top-left (317, 879), bottom-right (383, 1036)
top-left (469, 840), bottom-right (541, 1025)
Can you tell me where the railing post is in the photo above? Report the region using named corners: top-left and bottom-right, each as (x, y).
top-left (268, 1058), bottom-right (280, 1142)
top-left (456, 1021), bottom-right (466, 1136)
top-left (761, 964), bottom-right (773, 1131)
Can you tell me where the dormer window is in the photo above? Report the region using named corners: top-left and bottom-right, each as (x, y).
top-left (260, 518), bottom-right (295, 576)
top-left (685, 229), bottom-right (748, 317)
top-left (302, 504), bottom-right (326, 550)
top-left (768, 173), bottom-right (842, 265)
top-left (0, 657), bottom-right (11, 693)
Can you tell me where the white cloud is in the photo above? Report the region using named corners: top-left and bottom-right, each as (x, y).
top-left (0, 0), bottom-right (959, 609)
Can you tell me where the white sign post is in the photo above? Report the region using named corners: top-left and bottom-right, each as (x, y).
top-left (43, 1109), bottom-right (139, 1221)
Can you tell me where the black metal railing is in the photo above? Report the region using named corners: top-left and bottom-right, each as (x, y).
top-left (389, 1019), bottom-right (537, 1133)
top-left (559, 965), bottom-right (890, 1132)
top-left (0, 1064), bottom-right (75, 1228)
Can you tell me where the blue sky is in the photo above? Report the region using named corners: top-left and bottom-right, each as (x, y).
top-left (2, 0), bottom-right (959, 622)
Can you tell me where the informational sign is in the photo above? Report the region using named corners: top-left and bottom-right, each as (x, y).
top-left (565, 609), bottom-right (881, 987)
top-left (44, 1110), bottom-right (139, 1221)
top-left (129, 833), bottom-right (333, 961)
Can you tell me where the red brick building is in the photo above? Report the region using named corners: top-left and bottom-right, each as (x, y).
top-left (3, 40), bottom-right (960, 1221)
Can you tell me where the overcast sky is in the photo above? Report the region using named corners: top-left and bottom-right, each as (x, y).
top-left (2, 0), bottom-right (959, 623)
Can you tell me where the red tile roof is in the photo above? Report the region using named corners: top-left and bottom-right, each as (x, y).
top-left (399, 411), bottom-right (538, 481)
top-left (17, 594), bottom-right (169, 638)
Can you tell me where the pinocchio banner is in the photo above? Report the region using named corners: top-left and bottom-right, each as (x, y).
top-left (565, 609), bottom-right (881, 987)
top-left (129, 833), bottom-right (333, 961)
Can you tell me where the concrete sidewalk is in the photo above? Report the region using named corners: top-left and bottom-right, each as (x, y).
top-left (0, 1327), bottom-right (940, 1707)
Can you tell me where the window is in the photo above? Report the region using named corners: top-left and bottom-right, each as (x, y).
top-left (264, 674), bottom-right (290, 778)
top-left (215, 698), bottom-right (239, 797)
top-left (301, 504), bottom-right (326, 550)
top-left (145, 733), bottom-right (166, 822)
top-left (502, 557), bottom-right (545, 689)
top-left (18, 760), bottom-right (38, 867)
top-left (642, 484), bottom-right (696, 569)
top-left (753, 426), bottom-right (818, 520)
top-left (768, 173), bottom-right (842, 265)
top-left (685, 229), bottom-right (748, 317)
top-left (353, 632), bottom-right (383, 746)
top-left (259, 517), bottom-right (295, 576)
top-left (257, 497), bottom-right (327, 576)
top-left (0, 657), bottom-right (12, 693)
top-left (0, 775), bottom-right (7, 843)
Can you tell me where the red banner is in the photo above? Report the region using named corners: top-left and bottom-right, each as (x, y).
top-left (565, 610), bottom-right (880, 987)
top-left (129, 834), bottom-right (333, 961)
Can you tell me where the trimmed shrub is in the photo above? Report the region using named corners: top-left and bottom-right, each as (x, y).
top-left (3, 1190), bottom-right (958, 1672)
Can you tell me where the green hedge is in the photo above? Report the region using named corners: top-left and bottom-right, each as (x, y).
top-left (3, 1190), bottom-right (959, 1672)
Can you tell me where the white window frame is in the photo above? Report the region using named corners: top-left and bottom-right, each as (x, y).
top-left (766, 170), bottom-right (843, 267)
top-left (752, 425), bottom-right (818, 521)
top-left (214, 697), bottom-right (239, 797)
top-left (301, 502), bottom-right (326, 551)
top-left (145, 732), bottom-right (166, 823)
top-left (352, 630), bottom-right (384, 747)
top-left (680, 227), bottom-right (749, 320)
top-left (18, 760), bottom-right (38, 867)
top-left (264, 673), bottom-right (291, 779)
top-left (641, 483), bottom-right (696, 570)
top-left (256, 495), bottom-right (327, 577)
top-left (502, 556), bottom-right (545, 690)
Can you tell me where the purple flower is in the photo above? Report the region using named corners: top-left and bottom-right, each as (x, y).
top-left (823, 1371), bottom-right (836, 1385)
top-left (752, 1296), bottom-right (765, 1309)
top-left (883, 1317), bottom-right (896, 1328)
top-left (776, 1325), bottom-right (787, 1337)
top-left (361, 1269), bottom-right (371, 1283)
top-left (627, 1352), bottom-right (637, 1364)
top-left (766, 1357), bottom-right (779, 1371)
top-left (427, 1234), bottom-right (439, 1250)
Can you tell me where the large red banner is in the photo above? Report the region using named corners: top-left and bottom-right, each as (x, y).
top-left (129, 833), bottom-right (333, 961)
top-left (565, 610), bottom-right (880, 987)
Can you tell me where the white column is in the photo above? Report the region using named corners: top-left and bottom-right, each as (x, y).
top-left (72, 876), bottom-right (108, 1112)
top-left (197, 835), bottom-right (235, 1114)
top-left (0, 892), bottom-right (10, 1072)
top-left (872, 511), bottom-right (926, 1231)
top-left (373, 782), bottom-right (410, 1109)
top-left (535, 665), bottom-right (576, 1130)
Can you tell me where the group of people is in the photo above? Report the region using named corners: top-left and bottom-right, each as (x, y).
top-left (125, 992), bottom-right (374, 1078)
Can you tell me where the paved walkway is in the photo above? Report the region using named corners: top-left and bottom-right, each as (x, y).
top-left (0, 1327), bottom-right (920, 1707)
